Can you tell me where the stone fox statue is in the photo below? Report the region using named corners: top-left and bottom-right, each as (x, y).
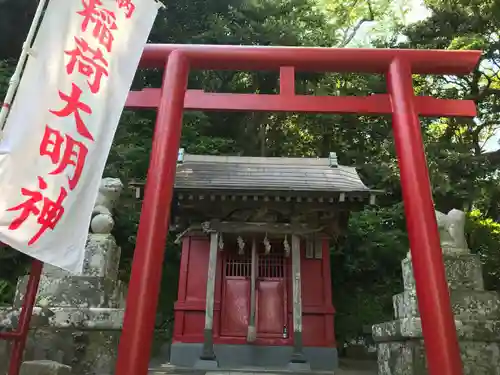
top-left (408, 208), bottom-right (468, 259)
top-left (90, 177), bottom-right (124, 234)
top-left (435, 208), bottom-right (468, 251)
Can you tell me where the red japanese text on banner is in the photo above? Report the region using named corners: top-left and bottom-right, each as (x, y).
top-left (0, 0), bottom-right (160, 273)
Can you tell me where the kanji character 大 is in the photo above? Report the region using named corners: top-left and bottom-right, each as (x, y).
top-left (39, 125), bottom-right (89, 191)
top-left (7, 176), bottom-right (68, 245)
top-left (50, 83), bottom-right (94, 141)
top-left (116, 0), bottom-right (136, 18)
top-left (65, 37), bottom-right (109, 94)
top-left (77, 0), bottom-right (118, 52)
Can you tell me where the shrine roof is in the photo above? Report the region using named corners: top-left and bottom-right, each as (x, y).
top-left (173, 153), bottom-right (374, 194)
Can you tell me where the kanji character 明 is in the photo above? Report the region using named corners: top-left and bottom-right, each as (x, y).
top-left (65, 37), bottom-right (109, 94)
top-left (116, 0), bottom-right (136, 18)
top-left (7, 176), bottom-right (68, 245)
top-left (50, 83), bottom-right (94, 141)
top-left (78, 0), bottom-right (118, 52)
top-left (39, 125), bottom-right (89, 191)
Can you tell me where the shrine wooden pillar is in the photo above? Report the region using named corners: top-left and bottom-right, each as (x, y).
top-left (197, 231), bottom-right (219, 368)
top-left (290, 234), bottom-right (307, 365)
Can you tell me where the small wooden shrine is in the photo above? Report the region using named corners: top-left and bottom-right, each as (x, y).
top-left (133, 150), bottom-right (377, 371)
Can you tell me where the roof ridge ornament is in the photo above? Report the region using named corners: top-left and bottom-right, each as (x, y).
top-left (329, 152), bottom-right (338, 168)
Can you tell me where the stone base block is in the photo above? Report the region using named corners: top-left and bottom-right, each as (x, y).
top-left (0, 307), bottom-right (124, 375)
top-left (170, 342), bottom-right (338, 370)
top-left (373, 317), bottom-right (500, 375)
top-left (14, 276), bottom-right (127, 309)
top-left (1, 307), bottom-right (124, 331)
top-left (20, 360), bottom-right (72, 375)
top-left (22, 329), bottom-right (121, 375)
top-left (194, 359), bottom-right (219, 370)
top-left (373, 318), bottom-right (500, 342)
top-left (393, 290), bottom-right (500, 321)
top-left (376, 340), bottom-right (500, 375)
top-left (402, 255), bottom-right (484, 291)
top-left (287, 361), bottom-right (312, 371)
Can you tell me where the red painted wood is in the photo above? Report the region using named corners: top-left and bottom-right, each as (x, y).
top-left (183, 312), bottom-right (206, 337)
top-left (221, 278), bottom-right (250, 337)
top-left (174, 300), bottom-right (221, 311)
top-left (172, 236), bottom-right (191, 342)
top-left (185, 239), bottom-right (210, 303)
top-left (0, 332), bottom-right (20, 340)
top-left (303, 315), bottom-right (327, 346)
top-left (322, 238), bottom-right (336, 346)
top-left (173, 236), bottom-right (211, 341)
top-left (7, 259), bottom-right (43, 375)
top-left (388, 58), bottom-right (463, 375)
top-left (176, 237), bottom-right (191, 302)
top-left (176, 335), bottom-right (291, 346)
top-left (280, 67), bottom-right (295, 96)
top-left (301, 258), bottom-right (324, 307)
top-left (300, 241), bottom-right (329, 347)
top-left (256, 280), bottom-right (285, 337)
top-left (138, 44), bottom-right (480, 75)
top-left (115, 52), bottom-right (190, 375)
top-left (126, 89), bottom-right (477, 118)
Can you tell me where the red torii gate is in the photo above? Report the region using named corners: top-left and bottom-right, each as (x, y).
top-left (0, 45), bottom-right (480, 375)
top-left (117, 45), bottom-right (482, 375)
top-left (116, 45), bottom-right (481, 375)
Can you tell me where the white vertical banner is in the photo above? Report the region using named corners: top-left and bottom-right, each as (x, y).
top-left (0, 0), bottom-right (160, 273)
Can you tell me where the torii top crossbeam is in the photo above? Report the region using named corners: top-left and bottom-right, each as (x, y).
top-left (137, 43), bottom-right (479, 74)
top-left (115, 44), bottom-right (482, 375)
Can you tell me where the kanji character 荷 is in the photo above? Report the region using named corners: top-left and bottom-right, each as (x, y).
top-left (65, 37), bottom-right (109, 94)
top-left (77, 0), bottom-right (118, 52)
top-left (116, 0), bottom-right (135, 18)
top-left (7, 176), bottom-right (68, 245)
top-left (50, 83), bottom-right (94, 141)
top-left (39, 125), bottom-right (89, 191)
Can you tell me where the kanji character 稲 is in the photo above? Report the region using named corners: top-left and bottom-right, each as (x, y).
top-left (77, 0), bottom-right (118, 52)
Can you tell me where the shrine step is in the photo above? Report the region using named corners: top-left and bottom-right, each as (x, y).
top-left (148, 361), bottom-right (377, 375)
top-left (149, 370), bottom-right (375, 375)
top-left (148, 364), bottom-right (334, 375)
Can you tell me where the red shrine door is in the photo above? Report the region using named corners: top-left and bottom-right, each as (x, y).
top-left (220, 244), bottom-right (288, 342)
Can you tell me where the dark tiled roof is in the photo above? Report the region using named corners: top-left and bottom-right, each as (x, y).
top-left (174, 154), bottom-right (373, 194)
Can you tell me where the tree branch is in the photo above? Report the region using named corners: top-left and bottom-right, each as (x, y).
top-left (338, 0), bottom-right (375, 47)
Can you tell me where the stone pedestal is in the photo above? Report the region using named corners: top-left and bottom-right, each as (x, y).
top-left (0, 234), bottom-right (126, 375)
top-left (20, 361), bottom-right (72, 375)
top-left (372, 253), bottom-right (500, 375)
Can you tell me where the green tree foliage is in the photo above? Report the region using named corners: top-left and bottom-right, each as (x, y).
top-left (0, 0), bottom-right (500, 348)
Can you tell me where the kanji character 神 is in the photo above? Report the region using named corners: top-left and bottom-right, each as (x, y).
top-left (116, 0), bottom-right (135, 18)
top-left (39, 125), bottom-right (89, 191)
top-left (77, 0), bottom-right (118, 52)
top-left (7, 176), bottom-right (68, 245)
top-left (65, 37), bottom-right (109, 94)
top-left (50, 83), bottom-right (94, 141)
